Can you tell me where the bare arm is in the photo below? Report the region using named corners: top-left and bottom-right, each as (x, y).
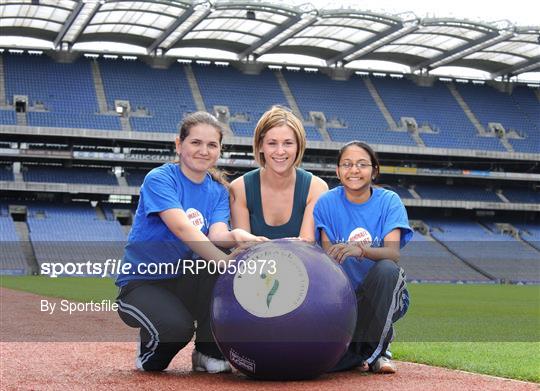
top-left (299, 175), bottom-right (328, 242)
top-left (229, 177), bottom-right (251, 233)
top-left (159, 208), bottom-right (231, 263)
top-left (320, 229), bottom-right (333, 251)
top-left (363, 229), bottom-right (401, 262)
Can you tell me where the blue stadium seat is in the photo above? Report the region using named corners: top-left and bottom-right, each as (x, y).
top-left (99, 59), bottom-right (196, 133)
top-left (4, 54), bottom-right (121, 130)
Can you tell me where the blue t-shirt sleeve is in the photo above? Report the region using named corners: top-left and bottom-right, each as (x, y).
top-left (313, 195), bottom-right (336, 244)
top-left (208, 184), bottom-right (230, 226)
top-left (140, 168), bottom-right (182, 216)
top-left (383, 193), bottom-right (413, 248)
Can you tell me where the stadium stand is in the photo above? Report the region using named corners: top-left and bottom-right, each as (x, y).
top-left (0, 54), bottom-right (538, 282)
top-left (100, 202), bottom-right (136, 221)
top-left (400, 231), bottom-right (490, 282)
top-left (0, 164), bottom-right (14, 181)
top-left (4, 54), bottom-right (120, 130)
top-left (284, 71), bottom-right (417, 146)
top-left (0, 109), bottom-right (16, 125)
top-left (456, 83), bottom-right (539, 153)
top-left (22, 165), bottom-right (118, 186)
top-left (99, 59), bottom-right (196, 133)
top-left (502, 187), bottom-right (540, 204)
top-left (516, 224), bottom-right (540, 252)
top-left (192, 64), bottom-right (288, 137)
top-left (25, 202), bottom-right (126, 276)
top-left (124, 169), bottom-right (149, 187)
top-left (0, 215), bottom-right (27, 275)
top-left (372, 77), bottom-right (507, 151)
top-left (427, 218), bottom-right (540, 283)
top-left (415, 184), bottom-right (501, 202)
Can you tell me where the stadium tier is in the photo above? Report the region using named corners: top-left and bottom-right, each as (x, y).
top-left (516, 224), bottom-right (540, 252)
top-left (193, 64), bottom-right (288, 136)
top-left (426, 218), bottom-right (540, 284)
top-left (124, 169), bottom-right (149, 187)
top-left (0, 109), bottom-right (16, 125)
top-left (25, 202), bottom-right (126, 275)
top-left (0, 54), bottom-right (538, 282)
top-left (283, 70), bottom-right (417, 146)
top-left (414, 184), bottom-right (502, 203)
top-left (372, 77), bottom-right (507, 151)
top-left (1, 54), bottom-right (539, 153)
top-left (0, 215), bottom-right (27, 275)
top-left (0, 164), bottom-right (14, 181)
top-left (400, 231), bottom-right (490, 283)
top-left (4, 53), bottom-right (120, 130)
top-left (456, 83), bottom-right (540, 153)
top-left (22, 165), bottom-right (118, 186)
top-left (100, 59), bottom-right (196, 132)
top-left (502, 187), bottom-right (540, 204)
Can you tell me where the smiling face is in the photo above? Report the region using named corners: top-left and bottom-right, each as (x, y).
top-left (175, 123), bottom-right (221, 181)
top-left (336, 144), bottom-right (377, 194)
top-left (259, 124), bottom-right (298, 174)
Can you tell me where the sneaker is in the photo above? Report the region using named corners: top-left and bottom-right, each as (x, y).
top-left (191, 350), bottom-right (232, 374)
top-left (371, 356), bottom-right (396, 374)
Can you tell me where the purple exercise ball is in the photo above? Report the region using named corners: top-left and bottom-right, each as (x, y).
top-left (211, 239), bottom-right (357, 380)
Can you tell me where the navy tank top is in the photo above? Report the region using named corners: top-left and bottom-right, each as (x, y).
top-left (243, 168), bottom-right (312, 239)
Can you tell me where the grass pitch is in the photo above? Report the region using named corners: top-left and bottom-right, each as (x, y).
top-left (393, 284), bottom-right (540, 382)
top-left (1, 277), bottom-right (539, 382)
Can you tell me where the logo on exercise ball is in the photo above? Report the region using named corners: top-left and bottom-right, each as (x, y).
top-left (233, 249), bottom-right (308, 318)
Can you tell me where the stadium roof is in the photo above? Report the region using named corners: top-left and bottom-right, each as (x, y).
top-left (1, 0), bottom-right (539, 78)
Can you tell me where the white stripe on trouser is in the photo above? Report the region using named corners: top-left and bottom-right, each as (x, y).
top-left (117, 300), bottom-right (160, 367)
top-left (366, 268), bottom-right (406, 365)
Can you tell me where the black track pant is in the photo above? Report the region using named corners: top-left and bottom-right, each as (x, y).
top-left (330, 259), bottom-right (408, 372)
top-left (116, 268), bottom-right (222, 371)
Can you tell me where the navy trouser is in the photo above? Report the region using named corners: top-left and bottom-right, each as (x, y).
top-left (330, 259), bottom-right (408, 372)
top-left (116, 268), bottom-right (222, 371)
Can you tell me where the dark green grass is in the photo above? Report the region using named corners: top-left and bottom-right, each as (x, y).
top-left (1, 277), bottom-right (539, 381)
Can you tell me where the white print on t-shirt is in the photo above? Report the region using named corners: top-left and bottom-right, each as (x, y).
top-left (186, 208), bottom-right (205, 231)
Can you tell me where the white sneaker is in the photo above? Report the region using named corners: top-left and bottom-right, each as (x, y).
top-left (191, 350), bottom-right (232, 374)
top-left (371, 356), bottom-right (397, 374)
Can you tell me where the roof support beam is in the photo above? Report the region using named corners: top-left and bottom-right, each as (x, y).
top-left (491, 55), bottom-right (540, 78)
top-left (329, 23), bottom-right (418, 65)
top-left (158, 8), bottom-right (212, 51)
top-left (53, 1), bottom-right (85, 48)
top-left (61, 1), bottom-right (102, 47)
top-left (248, 14), bottom-right (318, 59)
top-left (414, 31), bottom-right (514, 72)
top-left (326, 24), bottom-right (402, 65)
top-left (147, 5), bottom-right (195, 54)
top-left (410, 32), bottom-right (499, 72)
top-left (237, 15), bottom-right (301, 60)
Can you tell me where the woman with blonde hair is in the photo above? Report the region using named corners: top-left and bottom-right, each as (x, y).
top-left (230, 105), bottom-right (328, 240)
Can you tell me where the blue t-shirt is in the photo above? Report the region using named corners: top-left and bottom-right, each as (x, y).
top-left (313, 186), bottom-right (413, 290)
top-left (116, 163), bottom-right (229, 286)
